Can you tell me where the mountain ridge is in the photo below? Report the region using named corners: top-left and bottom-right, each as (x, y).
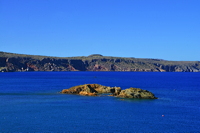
top-left (0, 51), bottom-right (199, 72)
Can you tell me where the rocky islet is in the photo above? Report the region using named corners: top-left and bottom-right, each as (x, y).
top-left (61, 84), bottom-right (157, 99)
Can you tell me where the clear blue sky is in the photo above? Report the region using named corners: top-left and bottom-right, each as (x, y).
top-left (0, 0), bottom-right (199, 61)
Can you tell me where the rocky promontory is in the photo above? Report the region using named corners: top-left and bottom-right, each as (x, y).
top-left (61, 84), bottom-right (157, 99)
top-left (1, 51), bottom-right (200, 72)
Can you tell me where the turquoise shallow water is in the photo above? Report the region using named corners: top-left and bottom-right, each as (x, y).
top-left (0, 72), bottom-right (200, 132)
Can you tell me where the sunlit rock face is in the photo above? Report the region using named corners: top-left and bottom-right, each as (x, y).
top-left (61, 84), bottom-right (157, 99)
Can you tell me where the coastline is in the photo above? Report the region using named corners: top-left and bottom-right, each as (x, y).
top-left (1, 51), bottom-right (200, 72)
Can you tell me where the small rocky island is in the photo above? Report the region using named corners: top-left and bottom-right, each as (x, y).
top-left (61, 84), bottom-right (157, 99)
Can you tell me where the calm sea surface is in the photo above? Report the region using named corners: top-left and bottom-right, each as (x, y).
top-left (0, 72), bottom-right (200, 132)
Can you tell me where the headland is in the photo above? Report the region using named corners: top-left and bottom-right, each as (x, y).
top-left (0, 51), bottom-right (200, 72)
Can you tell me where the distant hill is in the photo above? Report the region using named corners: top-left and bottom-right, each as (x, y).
top-left (0, 51), bottom-right (199, 72)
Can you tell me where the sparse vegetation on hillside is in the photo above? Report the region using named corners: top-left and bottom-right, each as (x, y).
top-left (0, 51), bottom-right (199, 72)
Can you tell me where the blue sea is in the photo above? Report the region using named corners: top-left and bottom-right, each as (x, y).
top-left (0, 72), bottom-right (200, 132)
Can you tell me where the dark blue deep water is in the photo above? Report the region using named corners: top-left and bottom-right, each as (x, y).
top-left (0, 72), bottom-right (200, 132)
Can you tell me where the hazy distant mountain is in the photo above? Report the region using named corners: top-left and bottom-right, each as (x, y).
top-left (0, 51), bottom-right (199, 72)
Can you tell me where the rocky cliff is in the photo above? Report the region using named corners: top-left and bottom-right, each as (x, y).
top-left (0, 51), bottom-right (200, 72)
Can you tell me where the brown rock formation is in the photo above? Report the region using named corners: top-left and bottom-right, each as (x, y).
top-left (117, 87), bottom-right (157, 99)
top-left (61, 84), bottom-right (98, 96)
top-left (61, 84), bottom-right (157, 99)
top-left (61, 84), bottom-right (121, 96)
